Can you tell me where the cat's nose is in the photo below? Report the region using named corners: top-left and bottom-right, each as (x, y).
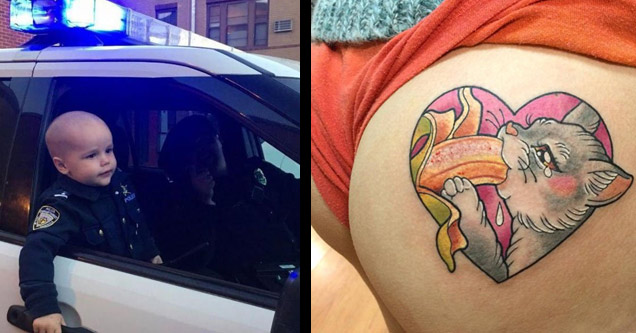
top-left (505, 122), bottom-right (518, 136)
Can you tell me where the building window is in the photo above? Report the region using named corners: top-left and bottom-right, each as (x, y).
top-left (208, 5), bottom-right (221, 41)
top-left (207, 0), bottom-right (269, 50)
top-left (156, 5), bottom-right (177, 26)
top-left (254, 0), bottom-right (268, 46)
top-left (254, 23), bottom-right (267, 46)
top-left (226, 2), bottom-right (248, 47)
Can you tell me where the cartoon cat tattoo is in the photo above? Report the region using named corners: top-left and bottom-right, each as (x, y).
top-left (441, 102), bottom-right (632, 282)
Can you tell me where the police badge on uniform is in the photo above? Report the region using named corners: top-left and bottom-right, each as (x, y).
top-left (120, 184), bottom-right (130, 196)
top-left (33, 205), bottom-right (60, 230)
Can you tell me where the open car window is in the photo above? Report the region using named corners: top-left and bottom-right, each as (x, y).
top-left (24, 76), bottom-right (300, 295)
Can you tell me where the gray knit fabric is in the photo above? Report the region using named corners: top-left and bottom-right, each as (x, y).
top-left (311, 0), bottom-right (443, 43)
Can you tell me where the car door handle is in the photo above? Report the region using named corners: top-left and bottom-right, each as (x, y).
top-left (7, 305), bottom-right (96, 333)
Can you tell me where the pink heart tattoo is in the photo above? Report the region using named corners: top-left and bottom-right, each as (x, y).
top-left (409, 87), bottom-right (632, 282)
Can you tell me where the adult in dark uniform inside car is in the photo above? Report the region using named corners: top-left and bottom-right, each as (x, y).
top-left (19, 111), bottom-right (162, 333)
top-left (154, 115), bottom-right (226, 274)
top-left (155, 115), bottom-right (299, 291)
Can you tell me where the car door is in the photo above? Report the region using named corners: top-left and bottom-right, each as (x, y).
top-left (2, 57), bottom-right (293, 332)
top-left (0, 59), bottom-right (39, 333)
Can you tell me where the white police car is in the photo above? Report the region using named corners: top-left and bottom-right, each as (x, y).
top-left (0, 0), bottom-right (300, 332)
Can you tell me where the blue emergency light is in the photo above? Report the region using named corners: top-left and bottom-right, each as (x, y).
top-left (9, 0), bottom-right (230, 48)
top-left (11, 0), bottom-right (126, 33)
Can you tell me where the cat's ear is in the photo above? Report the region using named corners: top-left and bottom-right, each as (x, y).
top-left (563, 102), bottom-right (601, 133)
top-left (585, 160), bottom-right (633, 207)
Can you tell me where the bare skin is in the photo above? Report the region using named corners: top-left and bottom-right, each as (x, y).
top-left (46, 111), bottom-right (118, 187)
top-left (45, 111), bottom-right (109, 161)
top-left (313, 45), bottom-right (636, 332)
top-left (311, 179), bottom-right (406, 333)
top-left (33, 313), bottom-right (65, 333)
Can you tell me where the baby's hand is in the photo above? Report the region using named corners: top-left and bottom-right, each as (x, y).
top-left (151, 255), bottom-right (163, 264)
top-left (33, 312), bottom-right (65, 333)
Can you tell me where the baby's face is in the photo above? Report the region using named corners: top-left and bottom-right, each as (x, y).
top-left (59, 121), bottom-right (117, 187)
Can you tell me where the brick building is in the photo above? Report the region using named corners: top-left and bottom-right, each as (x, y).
top-left (0, 0), bottom-right (299, 61)
top-left (0, 3), bottom-right (31, 48)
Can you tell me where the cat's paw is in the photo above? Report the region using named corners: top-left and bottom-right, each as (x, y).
top-left (441, 176), bottom-right (483, 220)
top-left (442, 176), bottom-right (492, 233)
top-left (442, 178), bottom-right (503, 278)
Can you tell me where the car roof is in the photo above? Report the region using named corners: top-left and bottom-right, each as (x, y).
top-left (0, 45), bottom-right (299, 78)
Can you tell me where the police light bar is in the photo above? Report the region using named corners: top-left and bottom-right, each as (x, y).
top-left (10, 0), bottom-right (233, 50)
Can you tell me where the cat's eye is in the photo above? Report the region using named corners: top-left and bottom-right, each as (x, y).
top-left (533, 145), bottom-right (561, 172)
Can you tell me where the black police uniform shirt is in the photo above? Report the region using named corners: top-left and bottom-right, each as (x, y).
top-left (154, 181), bottom-right (217, 271)
top-left (18, 169), bottom-right (160, 319)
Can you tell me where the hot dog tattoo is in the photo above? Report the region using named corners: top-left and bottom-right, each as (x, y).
top-left (410, 87), bottom-right (632, 282)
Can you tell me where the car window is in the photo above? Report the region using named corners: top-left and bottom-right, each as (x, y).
top-left (0, 78), bottom-right (30, 235)
top-left (0, 78), bottom-right (21, 192)
top-left (259, 138), bottom-right (299, 179)
top-left (130, 108), bottom-right (300, 293)
top-left (22, 76), bottom-right (300, 295)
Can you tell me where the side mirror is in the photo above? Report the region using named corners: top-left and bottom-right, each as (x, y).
top-left (270, 268), bottom-right (299, 333)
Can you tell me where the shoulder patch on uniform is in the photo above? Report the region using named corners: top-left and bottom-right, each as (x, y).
top-left (254, 168), bottom-right (267, 186)
top-left (33, 205), bottom-right (61, 230)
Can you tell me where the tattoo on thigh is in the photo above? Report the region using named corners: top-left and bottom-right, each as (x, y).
top-left (409, 87), bottom-right (632, 282)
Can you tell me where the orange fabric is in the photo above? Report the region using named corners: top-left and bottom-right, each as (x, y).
top-left (311, 0), bottom-right (636, 227)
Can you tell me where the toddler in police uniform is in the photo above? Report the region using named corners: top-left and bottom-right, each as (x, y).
top-left (18, 111), bottom-right (162, 333)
